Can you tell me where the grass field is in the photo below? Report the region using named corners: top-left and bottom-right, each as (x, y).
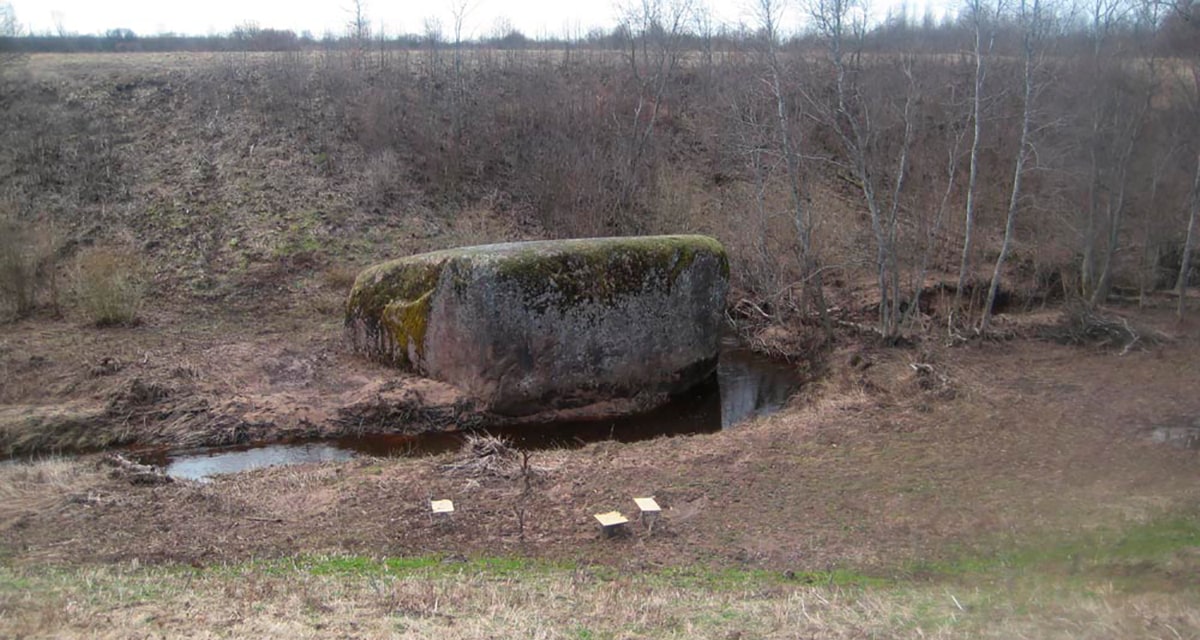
top-left (4, 517), bottom-right (1199, 639)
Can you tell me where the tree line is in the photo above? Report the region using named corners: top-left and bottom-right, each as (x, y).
top-left (1, 0), bottom-right (1197, 336)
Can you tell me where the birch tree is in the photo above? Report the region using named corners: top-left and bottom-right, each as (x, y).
top-left (615, 0), bottom-right (694, 220)
top-left (953, 0), bottom-right (1004, 315)
top-left (806, 0), bottom-right (917, 337)
top-left (980, 0), bottom-right (1049, 331)
top-left (751, 0), bottom-right (830, 328)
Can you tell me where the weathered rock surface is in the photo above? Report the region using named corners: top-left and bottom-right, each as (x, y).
top-left (346, 235), bottom-right (730, 416)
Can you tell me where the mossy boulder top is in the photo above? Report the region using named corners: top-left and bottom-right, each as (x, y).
top-left (345, 235), bottom-right (730, 416)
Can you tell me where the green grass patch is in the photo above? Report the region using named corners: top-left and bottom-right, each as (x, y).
top-left (236, 553), bottom-right (575, 579)
top-left (2, 515), bottom-right (1196, 639)
top-left (905, 513), bottom-right (1200, 586)
top-left (3, 531), bottom-right (1199, 640)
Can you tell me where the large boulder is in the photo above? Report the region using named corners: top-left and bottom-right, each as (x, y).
top-left (345, 235), bottom-right (730, 416)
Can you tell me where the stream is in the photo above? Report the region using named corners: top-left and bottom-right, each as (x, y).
top-left (144, 339), bottom-right (803, 481)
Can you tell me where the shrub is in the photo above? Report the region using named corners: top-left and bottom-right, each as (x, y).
top-left (0, 214), bottom-right (60, 320)
top-left (72, 247), bottom-right (145, 326)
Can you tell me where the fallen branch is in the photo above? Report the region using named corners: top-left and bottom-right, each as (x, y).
top-left (439, 434), bottom-right (528, 479)
top-left (1039, 304), bottom-right (1164, 353)
top-left (101, 453), bottom-right (173, 485)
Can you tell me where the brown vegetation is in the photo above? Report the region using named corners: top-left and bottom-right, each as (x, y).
top-left (1, 3), bottom-right (1196, 337)
top-left (0, 209), bottom-right (59, 320)
top-left (2, 325), bottom-right (1198, 566)
top-left (71, 246), bottom-right (144, 326)
top-left (2, 3), bottom-right (1200, 635)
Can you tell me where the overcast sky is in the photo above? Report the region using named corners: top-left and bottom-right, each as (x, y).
top-left (8, 0), bottom-right (957, 39)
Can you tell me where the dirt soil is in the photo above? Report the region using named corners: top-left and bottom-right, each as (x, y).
top-left (0, 302), bottom-right (489, 455)
top-left (3, 302), bottom-right (1198, 575)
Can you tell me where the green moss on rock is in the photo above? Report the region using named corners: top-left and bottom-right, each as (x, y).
top-left (346, 257), bottom-right (443, 320)
top-left (381, 291), bottom-right (433, 366)
top-left (345, 256), bottom-right (445, 366)
top-left (345, 235), bottom-right (730, 409)
top-left (492, 235), bottom-right (727, 314)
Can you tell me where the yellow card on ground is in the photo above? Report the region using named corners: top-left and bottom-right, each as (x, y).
top-left (633, 497), bottom-right (660, 513)
top-left (594, 511), bottom-right (628, 527)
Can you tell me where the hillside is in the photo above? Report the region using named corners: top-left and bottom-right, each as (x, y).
top-left (1, 51), bottom-right (1199, 638)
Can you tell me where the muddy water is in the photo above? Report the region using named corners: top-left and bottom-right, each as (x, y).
top-left (152, 340), bottom-right (801, 481)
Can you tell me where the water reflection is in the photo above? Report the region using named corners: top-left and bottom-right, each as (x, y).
top-left (150, 342), bottom-right (802, 480)
top-left (165, 443), bottom-right (354, 481)
top-left (1150, 426), bottom-right (1200, 449)
top-left (717, 345), bottom-right (797, 429)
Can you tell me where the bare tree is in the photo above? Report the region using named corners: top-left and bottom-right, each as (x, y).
top-left (953, 0), bottom-right (1004, 316)
top-left (1178, 149), bottom-right (1200, 317)
top-left (348, 0), bottom-right (371, 70)
top-left (614, 0), bottom-right (694, 222)
top-left (1167, 0), bottom-right (1200, 317)
top-left (447, 0), bottom-right (474, 150)
top-left (0, 2), bottom-right (16, 35)
top-left (1082, 0), bottom-right (1159, 305)
top-left (904, 108), bottom-right (968, 331)
top-left (0, 1), bottom-right (21, 67)
top-left (377, 21), bottom-right (387, 70)
top-left (423, 16), bottom-right (444, 78)
top-left (51, 11), bottom-right (69, 37)
top-left (980, 0), bottom-right (1050, 331)
top-left (694, 1), bottom-right (717, 78)
top-left (806, 0), bottom-right (919, 337)
top-left (1132, 111), bottom-right (1185, 305)
top-left (750, 0), bottom-right (830, 328)
top-left (730, 88), bottom-right (782, 299)
top-left (449, 0), bottom-right (473, 85)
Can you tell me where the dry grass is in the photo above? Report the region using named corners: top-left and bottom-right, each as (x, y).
top-left (0, 456), bottom-right (104, 531)
top-left (1, 554), bottom-right (1197, 639)
top-left (71, 247), bottom-right (145, 327)
top-left (0, 213), bottom-right (60, 321)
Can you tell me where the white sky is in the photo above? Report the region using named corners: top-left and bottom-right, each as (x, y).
top-left (8, 0), bottom-right (957, 39)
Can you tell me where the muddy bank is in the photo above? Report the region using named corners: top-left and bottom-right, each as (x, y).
top-left (0, 375), bottom-right (493, 458)
top-left (0, 291), bottom-right (814, 460)
top-left (134, 343), bottom-right (801, 480)
top-left (2, 339), bottom-right (801, 464)
top-left (2, 336), bottom-right (1199, 574)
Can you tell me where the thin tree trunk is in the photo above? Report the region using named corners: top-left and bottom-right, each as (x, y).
top-left (954, 7), bottom-right (993, 316)
top-left (884, 62), bottom-right (916, 336)
top-left (766, 19), bottom-right (830, 333)
top-left (981, 1), bottom-right (1037, 332)
top-left (1082, 128), bottom-right (1101, 299)
top-left (1090, 75), bottom-right (1153, 306)
top-left (1090, 175), bottom-right (1127, 305)
top-left (1177, 149), bottom-right (1200, 319)
top-left (904, 128), bottom-right (964, 330)
top-left (1139, 142), bottom-right (1179, 306)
